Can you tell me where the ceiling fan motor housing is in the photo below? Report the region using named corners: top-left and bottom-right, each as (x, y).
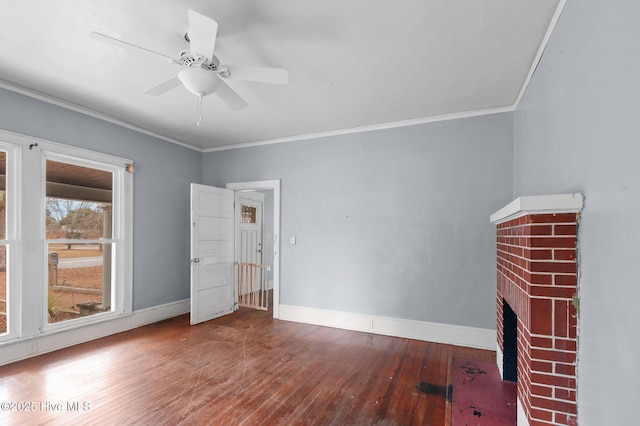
top-left (179, 52), bottom-right (220, 71)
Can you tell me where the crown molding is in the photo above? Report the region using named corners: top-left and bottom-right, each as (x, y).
top-left (0, 80), bottom-right (202, 152)
top-left (204, 105), bottom-right (515, 152)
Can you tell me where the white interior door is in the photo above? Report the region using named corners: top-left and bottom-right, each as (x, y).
top-left (190, 184), bottom-right (235, 325)
top-left (238, 191), bottom-right (264, 265)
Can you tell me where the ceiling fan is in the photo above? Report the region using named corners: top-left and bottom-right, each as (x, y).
top-left (91, 9), bottom-right (288, 125)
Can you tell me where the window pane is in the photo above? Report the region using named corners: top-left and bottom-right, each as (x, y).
top-left (47, 243), bottom-right (113, 324)
top-left (45, 160), bottom-right (112, 240)
top-left (46, 159), bottom-right (114, 325)
top-left (242, 205), bottom-right (257, 223)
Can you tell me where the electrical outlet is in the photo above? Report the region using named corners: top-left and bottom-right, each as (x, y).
top-left (28, 341), bottom-right (38, 354)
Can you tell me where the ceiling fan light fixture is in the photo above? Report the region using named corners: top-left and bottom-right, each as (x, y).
top-left (178, 67), bottom-right (220, 97)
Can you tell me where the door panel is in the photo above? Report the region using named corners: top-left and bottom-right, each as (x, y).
top-left (240, 230), bottom-right (260, 264)
top-left (190, 184), bottom-right (235, 325)
top-left (238, 191), bottom-right (264, 265)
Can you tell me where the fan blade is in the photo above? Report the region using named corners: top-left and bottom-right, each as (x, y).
top-left (144, 77), bottom-right (182, 96)
top-left (90, 31), bottom-right (181, 65)
top-left (215, 78), bottom-right (248, 110)
top-left (221, 66), bottom-right (289, 85)
top-left (188, 10), bottom-right (218, 60)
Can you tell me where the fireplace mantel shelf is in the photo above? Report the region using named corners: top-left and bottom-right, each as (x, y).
top-left (490, 193), bottom-right (584, 224)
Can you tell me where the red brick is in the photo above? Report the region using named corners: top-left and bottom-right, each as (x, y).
top-left (530, 237), bottom-right (576, 248)
top-left (531, 348), bottom-right (576, 364)
top-left (554, 249), bottom-right (576, 261)
top-left (531, 372), bottom-right (576, 389)
top-left (554, 275), bottom-right (577, 287)
top-left (531, 396), bottom-right (577, 415)
top-left (555, 413), bottom-right (578, 425)
top-left (531, 360), bottom-right (553, 373)
top-left (555, 388), bottom-right (577, 402)
top-left (530, 286), bottom-right (575, 298)
top-left (530, 408), bottom-right (554, 422)
top-left (531, 274), bottom-right (553, 285)
top-left (531, 336), bottom-right (553, 348)
top-left (554, 224), bottom-right (577, 235)
top-left (568, 304), bottom-right (578, 339)
top-left (528, 213), bottom-right (577, 224)
top-left (555, 338), bottom-right (577, 351)
top-left (531, 384), bottom-right (553, 397)
top-left (554, 412), bottom-right (572, 425)
top-left (530, 262), bottom-right (576, 274)
top-left (530, 298), bottom-right (552, 335)
top-left (555, 363), bottom-right (576, 377)
top-left (526, 248), bottom-right (553, 260)
top-left (527, 225), bottom-right (553, 236)
top-left (554, 300), bottom-right (570, 338)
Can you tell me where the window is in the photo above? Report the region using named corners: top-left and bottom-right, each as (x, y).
top-left (43, 150), bottom-right (132, 330)
top-left (0, 130), bottom-right (132, 343)
top-left (241, 205), bottom-right (257, 223)
top-left (45, 160), bottom-right (114, 324)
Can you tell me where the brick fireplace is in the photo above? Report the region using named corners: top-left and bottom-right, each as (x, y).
top-left (490, 194), bottom-right (583, 426)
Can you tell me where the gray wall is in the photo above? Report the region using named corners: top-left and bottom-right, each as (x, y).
top-left (204, 114), bottom-right (513, 329)
top-left (513, 0), bottom-right (640, 423)
top-left (0, 88), bottom-right (202, 310)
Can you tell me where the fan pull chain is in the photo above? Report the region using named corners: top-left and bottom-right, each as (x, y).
top-left (197, 93), bottom-right (203, 127)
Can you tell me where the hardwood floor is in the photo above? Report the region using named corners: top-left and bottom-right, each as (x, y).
top-left (0, 307), bottom-right (494, 425)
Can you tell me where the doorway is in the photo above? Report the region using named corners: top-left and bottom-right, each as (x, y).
top-left (227, 180), bottom-right (281, 319)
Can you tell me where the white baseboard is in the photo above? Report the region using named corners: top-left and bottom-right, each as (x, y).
top-left (497, 346), bottom-right (504, 378)
top-left (517, 397), bottom-right (529, 426)
top-left (279, 304), bottom-right (495, 350)
top-left (0, 299), bottom-right (190, 366)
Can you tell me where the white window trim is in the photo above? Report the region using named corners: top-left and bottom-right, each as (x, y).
top-left (0, 129), bottom-right (133, 342)
top-left (0, 140), bottom-right (22, 343)
top-left (42, 148), bottom-right (133, 331)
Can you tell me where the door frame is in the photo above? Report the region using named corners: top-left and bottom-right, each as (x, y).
top-left (226, 180), bottom-right (281, 319)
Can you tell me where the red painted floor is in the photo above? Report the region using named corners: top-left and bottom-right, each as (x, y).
top-left (451, 358), bottom-right (517, 425)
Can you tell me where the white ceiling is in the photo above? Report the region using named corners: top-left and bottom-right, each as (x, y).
top-left (0, 0), bottom-right (562, 151)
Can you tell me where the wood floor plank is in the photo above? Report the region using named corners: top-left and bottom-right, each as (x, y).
top-left (0, 307), bottom-right (494, 425)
